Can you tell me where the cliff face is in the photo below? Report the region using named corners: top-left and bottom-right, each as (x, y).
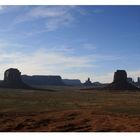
top-left (0, 68), bottom-right (31, 89)
top-left (22, 75), bottom-right (65, 86)
top-left (105, 70), bottom-right (138, 90)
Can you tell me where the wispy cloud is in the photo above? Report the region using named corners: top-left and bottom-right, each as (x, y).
top-left (0, 6), bottom-right (105, 35)
top-left (0, 37), bottom-right (124, 82)
top-left (0, 46), bottom-right (96, 79)
top-left (0, 40), bottom-right (122, 81)
top-left (14, 6), bottom-right (77, 31)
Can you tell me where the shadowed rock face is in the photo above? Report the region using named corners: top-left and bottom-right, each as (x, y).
top-left (113, 70), bottom-right (127, 83)
top-left (105, 70), bottom-right (138, 90)
top-left (4, 68), bottom-right (21, 82)
top-left (22, 75), bottom-right (65, 86)
top-left (0, 68), bottom-right (32, 89)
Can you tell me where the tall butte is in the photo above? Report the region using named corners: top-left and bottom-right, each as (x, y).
top-left (0, 68), bottom-right (32, 89)
top-left (105, 70), bottom-right (138, 90)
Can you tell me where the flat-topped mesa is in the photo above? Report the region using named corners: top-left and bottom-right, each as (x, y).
top-left (0, 68), bottom-right (32, 89)
top-left (105, 70), bottom-right (139, 90)
top-left (21, 75), bottom-right (65, 86)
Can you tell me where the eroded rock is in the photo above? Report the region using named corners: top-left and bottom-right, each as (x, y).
top-left (0, 68), bottom-right (32, 89)
top-left (105, 70), bottom-right (138, 90)
top-left (83, 78), bottom-right (93, 86)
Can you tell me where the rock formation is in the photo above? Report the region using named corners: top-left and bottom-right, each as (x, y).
top-left (137, 77), bottom-right (140, 85)
top-left (105, 70), bottom-right (138, 90)
top-left (127, 77), bottom-right (134, 84)
top-left (22, 75), bottom-right (65, 86)
top-left (4, 68), bottom-right (21, 82)
top-left (0, 68), bottom-right (32, 89)
top-left (83, 78), bottom-right (93, 86)
top-left (62, 79), bottom-right (82, 86)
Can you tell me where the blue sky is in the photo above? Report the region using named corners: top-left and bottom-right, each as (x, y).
top-left (0, 6), bottom-right (140, 82)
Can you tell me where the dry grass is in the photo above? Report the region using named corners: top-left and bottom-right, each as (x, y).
top-left (0, 87), bottom-right (140, 131)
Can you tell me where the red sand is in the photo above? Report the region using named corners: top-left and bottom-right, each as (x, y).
top-left (0, 109), bottom-right (140, 132)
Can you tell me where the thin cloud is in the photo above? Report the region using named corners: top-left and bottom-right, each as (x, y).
top-left (45, 13), bottom-right (74, 31)
top-left (14, 6), bottom-right (77, 31)
top-left (0, 39), bottom-right (123, 81)
top-left (0, 50), bottom-right (121, 82)
top-left (0, 47), bottom-right (96, 79)
top-left (0, 6), bottom-right (104, 35)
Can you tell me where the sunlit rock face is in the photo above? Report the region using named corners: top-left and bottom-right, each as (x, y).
top-left (0, 68), bottom-right (32, 89)
top-left (105, 70), bottom-right (138, 90)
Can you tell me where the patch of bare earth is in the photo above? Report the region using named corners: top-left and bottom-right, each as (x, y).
top-left (0, 109), bottom-right (140, 132)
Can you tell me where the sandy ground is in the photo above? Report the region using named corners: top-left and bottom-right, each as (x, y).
top-left (1, 88), bottom-right (140, 132)
top-left (1, 109), bottom-right (140, 132)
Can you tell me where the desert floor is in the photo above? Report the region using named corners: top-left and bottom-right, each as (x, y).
top-left (0, 86), bottom-right (140, 132)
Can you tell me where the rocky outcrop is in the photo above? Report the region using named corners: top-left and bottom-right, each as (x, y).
top-left (127, 77), bottom-right (134, 84)
top-left (4, 68), bottom-right (22, 82)
top-left (0, 68), bottom-right (32, 89)
top-left (83, 78), bottom-right (93, 86)
top-left (138, 77), bottom-right (140, 84)
top-left (114, 70), bottom-right (127, 83)
top-left (105, 70), bottom-right (138, 90)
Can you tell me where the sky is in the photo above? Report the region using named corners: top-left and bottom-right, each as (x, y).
top-left (0, 6), bottom-right (140, 83)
